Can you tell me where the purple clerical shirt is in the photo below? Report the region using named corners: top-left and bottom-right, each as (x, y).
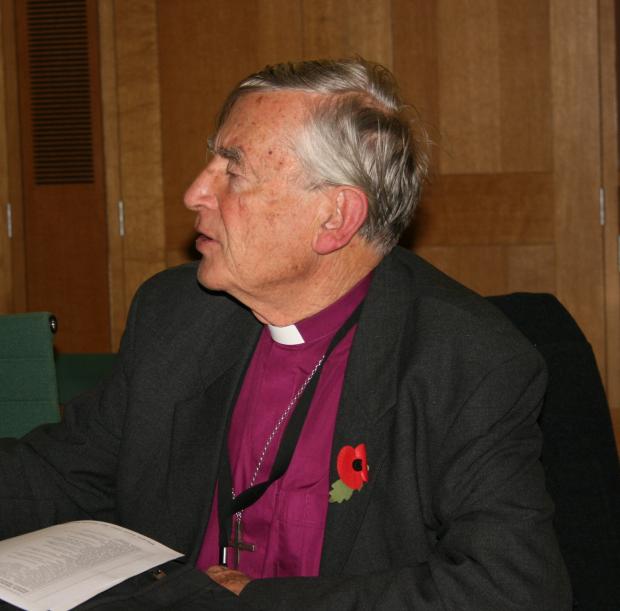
top-left (196, 274), bottom-right (371, 578)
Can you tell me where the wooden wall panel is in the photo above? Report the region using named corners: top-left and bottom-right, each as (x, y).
top-left (550, 0), bottom-right (606, 374)
top-left (98, 0), bottom-right (125, 349)
top-left (409, 173), bottom-right (554, 246)
top-left (599, 0), bottom-right (620, 446)
top-left (157, 0), bottom-right (304, 267)
top-left (435, 0), bottom-right (552, 175)
top-left (392, 0), bottom-right (439, 143)
top-left (415, 244), bottom-right (555, 296)
top-left (497, 0), bottom-right (552, 173)
top-left (505, 244), bottom-right (556, 294)
top-left (0, 0), bottom-right (25, 313)
top-left (416, 245), bottom-right (505, 295)
top-left (437, 0), bottom-right (501, 174)
top-left (114, 0), bottom-right (166, 315)
top-left (397, 0), bottom-right (561, 362)
top-left (0, 1), bottom-right (11, 312)
top-left (301, 0), bottom-right (392, 67)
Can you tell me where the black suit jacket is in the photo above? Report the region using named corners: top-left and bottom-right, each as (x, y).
top-left (0, 248), bottom-right (571, 610)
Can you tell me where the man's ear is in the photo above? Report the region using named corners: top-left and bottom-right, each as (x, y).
top-left (313, 187), bottom-right (369, 255)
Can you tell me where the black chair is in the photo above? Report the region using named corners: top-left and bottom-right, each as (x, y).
top-left (488, 293), bottom-right (620, 611)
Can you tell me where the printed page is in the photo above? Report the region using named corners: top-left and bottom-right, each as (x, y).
top-left (0, 521), bottom-right (183, 611)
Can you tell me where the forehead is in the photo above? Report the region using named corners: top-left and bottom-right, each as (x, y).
top-left (217, 90), bottom-right (314, 149)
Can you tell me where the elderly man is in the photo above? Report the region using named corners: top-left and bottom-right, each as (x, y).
top-left (0, 59), bottom-right (570, 609)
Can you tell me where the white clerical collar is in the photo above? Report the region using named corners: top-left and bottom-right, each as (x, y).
top-left (267, 323), bottom-right (305, 345)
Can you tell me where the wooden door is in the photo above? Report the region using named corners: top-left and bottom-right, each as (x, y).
top-left (0, 0), bottom-right (23, 314)
top-left (9, 0), bottom-right (110, 352)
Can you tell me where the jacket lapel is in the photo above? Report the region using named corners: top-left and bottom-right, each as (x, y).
top-left (320, 253), bottom-right (414, 575)
top-left (162, 304), bottom-right (261, 554)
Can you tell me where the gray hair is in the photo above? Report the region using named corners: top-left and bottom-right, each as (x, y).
top-left (216, 58), bottom-right (428, 253)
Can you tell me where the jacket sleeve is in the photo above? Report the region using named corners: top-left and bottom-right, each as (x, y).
top-left (239, 350), bottom-right (572, 611)
top-left (0, 289), bottom-right (141, 540)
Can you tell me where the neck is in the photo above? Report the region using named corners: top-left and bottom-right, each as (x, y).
top-left (248, 244), bottom-right (381, 326)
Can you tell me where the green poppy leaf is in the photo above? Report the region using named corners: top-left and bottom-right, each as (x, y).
top-left (329, 478), bottom-right (354, 503)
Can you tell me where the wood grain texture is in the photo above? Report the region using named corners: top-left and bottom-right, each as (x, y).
top-left (114, 0), bottom-right (166, 303)
top-left (98, 0), bottom-right (125, 351)
top-left (301, 0), bottom-right (392, 66)
top-left (157, 0), bottom-right (304, 267)
top-left (13, 0), bottom-right (110, 352)
top-left (505, 244), bottom-right (556, 294)
top-left (392, 0), bottom-right (440, 173)
top-left (436, 0), bottom-right (501, 174)
top-left (395, 1), bottom-right (559, 314)
top-left (405, 172), bottom-right (554, 246)
top-left (415, 245), bottom-right (504, 295)
top-left (0, 0), bottom-right (24, 312)
top-left (550, 0), bottom-right (606, 374)
top-left (436, 0), bottom-right (552, 175)
top-left (0, 1), bottom-right (11, 312)
top-left (497, 0), bottom-right (552, 173)
top-left (599, 0), bottom-right (620, 440)
top-left (22, 184), bottom-right (111, 352)
top-left (415, 244), bottom-right (555, 296)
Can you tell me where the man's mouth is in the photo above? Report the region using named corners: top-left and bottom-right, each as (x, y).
top-left (195, 233), bottom-right (217, 252)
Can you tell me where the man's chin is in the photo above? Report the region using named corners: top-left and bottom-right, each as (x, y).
top-left (196, 262), bottom-right (226, 292)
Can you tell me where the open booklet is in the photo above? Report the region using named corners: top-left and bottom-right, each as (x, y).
top-left (0, 521), bottom-right (183, 611)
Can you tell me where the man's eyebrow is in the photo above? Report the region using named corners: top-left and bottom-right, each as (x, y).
top-left (206, 137), bottom-right (244, 167)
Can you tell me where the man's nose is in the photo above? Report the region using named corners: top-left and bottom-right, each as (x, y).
top-left (184, 167), bottom-right (218, 211)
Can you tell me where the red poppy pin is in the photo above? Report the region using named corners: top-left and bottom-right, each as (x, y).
top-left (329, 443), bottom-right (369, 503)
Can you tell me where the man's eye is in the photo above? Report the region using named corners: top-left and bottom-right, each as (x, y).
top-left (225, 164), bottom-right (243, 182)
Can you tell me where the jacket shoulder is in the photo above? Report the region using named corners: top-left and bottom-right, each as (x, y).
top-left (380, 248), bottom-right (539, 362)
top-left (126, 262), bottom-right (253, 349)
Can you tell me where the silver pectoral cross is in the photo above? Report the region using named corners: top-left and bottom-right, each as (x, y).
top-left (227, 517), bottom-right (255, 568)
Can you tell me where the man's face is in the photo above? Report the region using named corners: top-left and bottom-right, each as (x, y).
top-left (184, 91), bottom-right (326, 311)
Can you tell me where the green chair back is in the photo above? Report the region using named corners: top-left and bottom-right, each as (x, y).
top-left (0, 312), bottom-right (60, 438)
top-left (55, 353), bottom-right (117, 404)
